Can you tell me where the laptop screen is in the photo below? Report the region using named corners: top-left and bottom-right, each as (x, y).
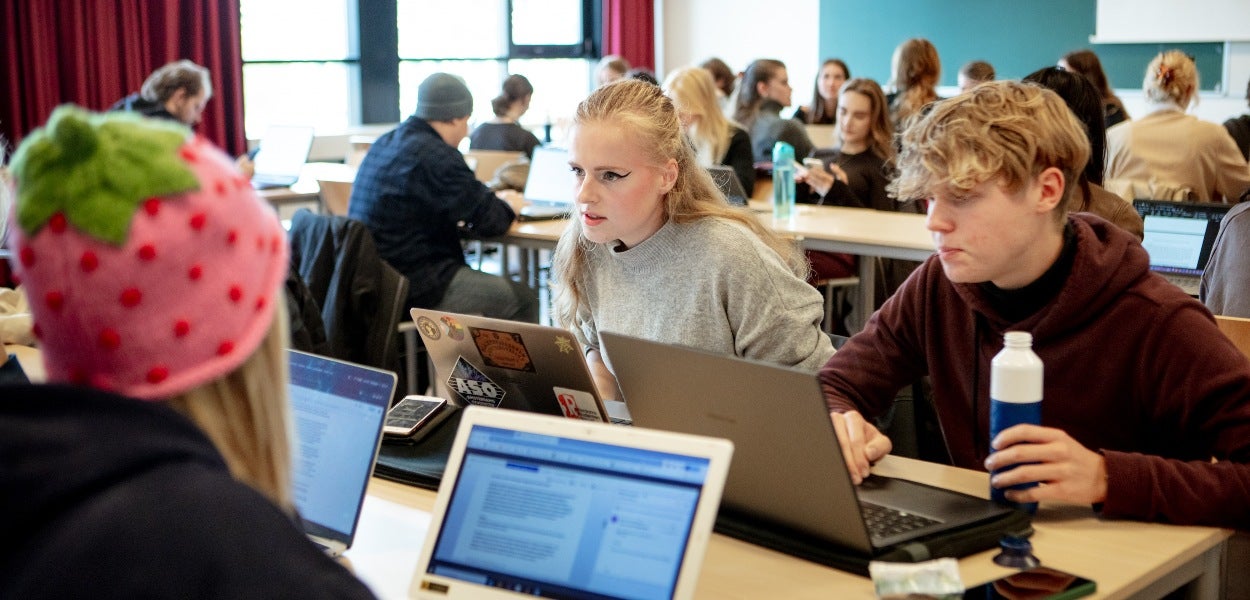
top-left (424, 423), bottom-right (713, 599)
top-left (706, 165), bottom-right (748, 206)
top-left (287, 350), bottom-right (395, 547)
top-left (523, 146), bottom-right (576, 207)
top-left (253, 125), bottom-right (314, 185)
top-left (1133, 200), bottom-right (1231, 276)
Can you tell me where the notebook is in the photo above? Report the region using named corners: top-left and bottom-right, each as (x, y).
top-left (251, 125), bottom-right (315, 189)
top-left (706, 165), bottom-right (748, 206)
top-left (600, 332), bottom-right (1023, 566)
top-left (411, 308), bottom-right (631, 424)
top-left (518, 146), bottom-right (576, 221)
top-left (1133, 199), bottom-right (1232, 296)
top-left (287, 349), bottom-right (396, 556)
top-left (410, 406), bottom-right (732, 600)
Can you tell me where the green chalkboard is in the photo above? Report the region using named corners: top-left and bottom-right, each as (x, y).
top-left (820, 0), bottom-right (1224, 92)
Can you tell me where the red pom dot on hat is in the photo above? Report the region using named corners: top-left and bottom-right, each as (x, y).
top-left (226, 230), bottom-right (238, 245)
top-left (188, 265), bottom-right (203, 280)
top-left (214, 180), bottom-right (227, 196)
top-left (80, 251), bottom-right (99, 273)
top-left (49, 213), bottom-right (68, 233)
top-left (189, 213), bottom-right (207, 230)
top-left (144, 198), bottom-right (161, 216)
top-left (138, 244), bottom-right (157, 261)
top-left (45, 291), bottom-right (64, 311)
top-left (179, 145), bottom-right (198, 162)
top-left (120, 288), bottom-right (142, 308)
top-left (217, 341), bottom-right (235, 356)
top-left (98, 328), bottom-right (121, 350)
top-left (228, 285), bottom-right (243, 303)
top-left (19, 247), bottom-right (35, 268)
top-left (174, 319), bottom-right (191, 338)
top-left (146, 366), bottom-right (169, 384)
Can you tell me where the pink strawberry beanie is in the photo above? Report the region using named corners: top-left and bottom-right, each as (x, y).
top-left (7, 105), bottom-right (289, 400)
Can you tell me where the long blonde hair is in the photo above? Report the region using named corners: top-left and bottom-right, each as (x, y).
top-left (553, 80), bottom-right (806, 329)
top-left (663, 66), bottom-right (736, 166)
top-left (166, 300), bottom-right (293, 511)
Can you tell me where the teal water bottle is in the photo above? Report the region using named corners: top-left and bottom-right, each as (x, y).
top-left (989, 331), bottom-right (1043, 513)
top-left (771, 141), bottom-right (796, 220)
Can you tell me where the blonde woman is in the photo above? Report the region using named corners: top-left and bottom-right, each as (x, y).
top-left (663, 66), bottom-right (755, 194)
top-left (1105, 50), bottom-right (1250, 202)
top-left (1, 107), bottom-right (376, 598)
top-left (553, 80), bottom-right (834, 399)
top-left (887, 38), bottom-right (941, 130)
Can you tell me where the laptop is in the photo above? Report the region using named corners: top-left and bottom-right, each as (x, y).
top-left (251, 125), bottom-right (315, 189)
top-left (518, 146), bottom-right (576, 221)
top-left (706, 165), bottom-right (748, 206)
top-left (287, 349), bottom-right (397, 556)
top-left (600, 332), bottom-right (1022, 564)
top-left (410, 406), bottom-right (732, 600)
top-left (411, 308), bottom-right (631, 424)
top-left (1133, 199), bottom-right (1232, 296)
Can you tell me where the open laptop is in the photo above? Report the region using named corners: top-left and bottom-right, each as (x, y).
top-left (410, 406), bottom-right (732, 600)
top-left (411, 308), bottom-right (631, 424)
top-left (251, 125), bottom-right (315, 189)
top-left (518, 146), bottom-right (576, 221)
top-left (1133, 199), bottom-right (1232, 296)
top-left (601, 332), bottom-right (1022, 565)
top-left (706, 165), bottom-right (748, 206)
top-left (287, 349), bottom-right (396, 556)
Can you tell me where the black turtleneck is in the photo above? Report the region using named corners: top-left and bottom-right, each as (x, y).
top-left (979, 222), bottom-right (1077, 323)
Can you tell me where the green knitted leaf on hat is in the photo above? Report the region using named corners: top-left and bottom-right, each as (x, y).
top-left (9, 104), bottom-right (200, 245)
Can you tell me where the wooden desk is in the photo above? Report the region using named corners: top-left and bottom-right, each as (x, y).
top-left (3, 344), bottom-right (44, 382)
top-left (345, 455), bottom-right (1229, 599)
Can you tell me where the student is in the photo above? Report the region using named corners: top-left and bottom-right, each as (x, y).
top-left (627, 68), bottom-right (659, 86)
top-left (886, 38), bottom-right (941, 131)
top-left (662, 66), bottom-right (755, 195)
top-left (1225, 77), bottom-right (1250, 161)
top-left (349, 73), bottom-right (538, 322)
top-left (819, 81), bottom-right (1250, 529)
top-left (793, 59), bottom-right (850, 125)
top-left (469, 74), bottom-right (542, 158)
top-left (957, 60), bottom-right (995, 93)
top-left (0, 106), bottom-right (377, 597)
top-left (1023, 66), bottom-right (1144, 240)
top-left (595, 55), bottom-right (630, 87)
top-left (700, 57), bottom-right (738, 106)
top-left (1104, 51), bottom-right (1250, 202)
top-left (734, 58), bottom-right (814, 162)
top-left (1201, 193), bottom-right (1250, 317)
top-left (109, 59), bottom-right (212, 127)
top-left (1060, 49), bottom-right (1130, 130)
top-left (553, 80), bottom-right (834, 399)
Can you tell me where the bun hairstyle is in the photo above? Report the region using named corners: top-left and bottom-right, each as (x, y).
top-left (1144, 50), bottom-right (1199, 107)
top-left (491, 74), bottom-right (534, 117)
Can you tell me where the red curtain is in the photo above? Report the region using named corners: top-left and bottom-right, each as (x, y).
top-left (0, 0), bottom-right (245, 157)
top-left (602, 0), bottom-right (654, 71)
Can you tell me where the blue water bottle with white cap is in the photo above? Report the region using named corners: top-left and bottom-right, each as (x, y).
top-left (989, 331), bottom-right (1043, 513)
top-left (771, 141), bottom-right (796, 220)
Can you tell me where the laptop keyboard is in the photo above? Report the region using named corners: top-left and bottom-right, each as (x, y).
top-left (1160, 273), bottom-right (1199, 296)
top-left (861, 501), bottom-right (940, 538)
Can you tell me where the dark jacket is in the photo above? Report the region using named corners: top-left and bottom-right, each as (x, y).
top-left (0, 384), bottom-right (377, 599)
top-left (108, 92), bottom-right (179, 123)
top-left (348, 116), bottom-right (516, 309)
top-left (1225, 113), bottom-right (1250, 161)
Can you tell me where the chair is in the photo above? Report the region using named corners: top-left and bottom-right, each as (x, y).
top-left (345, 135), bottom-right (376, 167)
top-left (463, 149), bottom-right (524, 183)
top-left (814, 276), bottom-right (860, 335)
top-left (316, 179), bottom-right (353, 216)
top-left (1215, 315), bottom-right (1250, 360)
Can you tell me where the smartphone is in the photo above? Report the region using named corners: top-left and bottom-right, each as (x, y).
top-left (962, 566), bottom-right (1095, 600)
top-left (802, 157), bottom-right (826, 172)
top-left (383, 395), bottom-right (451, 440)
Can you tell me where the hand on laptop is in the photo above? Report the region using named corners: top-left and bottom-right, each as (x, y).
top-left (985, 424), bottom-right (1109, 505)
top-left (830, 410), bottom-right (892, 484)
top-left (496, 189), bottom-right (526, 216)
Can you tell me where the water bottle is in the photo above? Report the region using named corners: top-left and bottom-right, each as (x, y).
top-left (771, 141), bottom-right (796, 220)
top-left (989, 331), bottom-right (1043, 513)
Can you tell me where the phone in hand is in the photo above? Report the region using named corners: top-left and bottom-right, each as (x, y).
top-left (802, 157), bottom-right (826, 172)
top-left (383, 395), bottom-right (451, 441)
top-left (962, 566), bottom-right (1095, 600)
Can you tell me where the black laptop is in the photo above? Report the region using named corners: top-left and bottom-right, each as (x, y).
top-left (1133, 199), bottom-right (1232, 296)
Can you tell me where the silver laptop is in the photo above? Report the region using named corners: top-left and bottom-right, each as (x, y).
top-left (519, 146), bottom-right (576, 220)
top-left (287, 349), bottom-right (396, 556)
top-left (410, 406), bottom-right (732, 600)
top-left (252, 125), bottom-right (315, 189)
top-left (706, 165), bottom-right (748, 206)
top-left (601, 332), bottom-right (1020, 560)
top-left (1133, 199), bottom-right (1232, 296)
top-left (411, 308), bottom-right (631, 424)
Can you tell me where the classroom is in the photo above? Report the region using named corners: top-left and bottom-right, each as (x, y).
top-left (3, 1), bottom-right (1250, 598)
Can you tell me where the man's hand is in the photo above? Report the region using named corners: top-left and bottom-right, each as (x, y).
top-left (984, 424), bottom-right (1108, 505)
top-left (829, 410), bottom-right (892, 484)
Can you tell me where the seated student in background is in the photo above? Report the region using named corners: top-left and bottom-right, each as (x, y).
top-left (552, 80), bottom-right (835, 399)
top-left (819, 82), bottom-right (1250, 529)
top-left (700, 57), bottom-right (738, 111)
top-left (627, 68), bottom-right (660, 86)
top-left (1201, 193), bottom-right (1250, 317)
top-left (793, 58), bottom-right (849, 126)
top-left (109, 59), bottom-right (211, 127)
top-left (1225, 77), bottom-right (1250, 161)
top-left (0, 106), bottom-right (377, 597)
top-left (1024, 66), bottom-right (1144, 240)
top-left (349, 73), bottom-right (538, 322)
top-left (662, 66), bottom-right (755, 194)
top-left (596, 55), bottom-right (630, 87)
top-left (957, 60), bottom-right (995, 93)
top-left (1105, 50), bottom-right (1250, 202)
top-left (469, 74), bottom-right (542, 159)
top-left (1060, 49), bottom-right (1130, 130)
top-left (734, 58), bottom-right (814, 162)
top-left (886, 38), bottom-right (941, 132)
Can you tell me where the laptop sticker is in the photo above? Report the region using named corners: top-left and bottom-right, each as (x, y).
top-left (441, 315), bottom-right (466, 341)
top-left (447, 356), bottom-right (506, 407)
top-left (554, 386), bottom-right (602, 421)
top-left (470, 327), bottom-right (536, 372)
top-left (416, 316), bottom-right (440, 341)
top-left (554, 334), bottom-right (576, 354)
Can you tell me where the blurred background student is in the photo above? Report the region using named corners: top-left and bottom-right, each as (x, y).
top-left (957, 60), bottom-right (995, 93)
top-left (700, 57), bottom-right (738, 112)
top-left (595, 55), bottom-right (630, 87)
top-left (1060, 49), bottom-right (1131, 129)
top-left (663, 66), bottom-right (755, 194)
top-left (470, 74), bottom-right (542, 159)
top-left (109, 59), bottom-right (212, 127)
top-left (794, 58), bottom-right (849, 126)
top-left (734, 58), bottom-right (814, 162)
top-left (886, 38), bottom-right (941, 131)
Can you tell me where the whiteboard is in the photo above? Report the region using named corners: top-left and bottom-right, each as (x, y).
top-left (1094, 0), bottom-right (1250, 43)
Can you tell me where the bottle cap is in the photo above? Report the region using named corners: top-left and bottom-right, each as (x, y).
top-left (772, 141), bottom-right (794, 165)
top-left (993, 535), bottom-right (1041, 569)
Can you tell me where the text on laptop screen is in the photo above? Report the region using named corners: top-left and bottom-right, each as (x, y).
top-left (288, 351), bottom-right (392, 540)
top-left (426, 424), bottom-right (712, 599)
top-left (1134, 201), bottom-right (1230, 275)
